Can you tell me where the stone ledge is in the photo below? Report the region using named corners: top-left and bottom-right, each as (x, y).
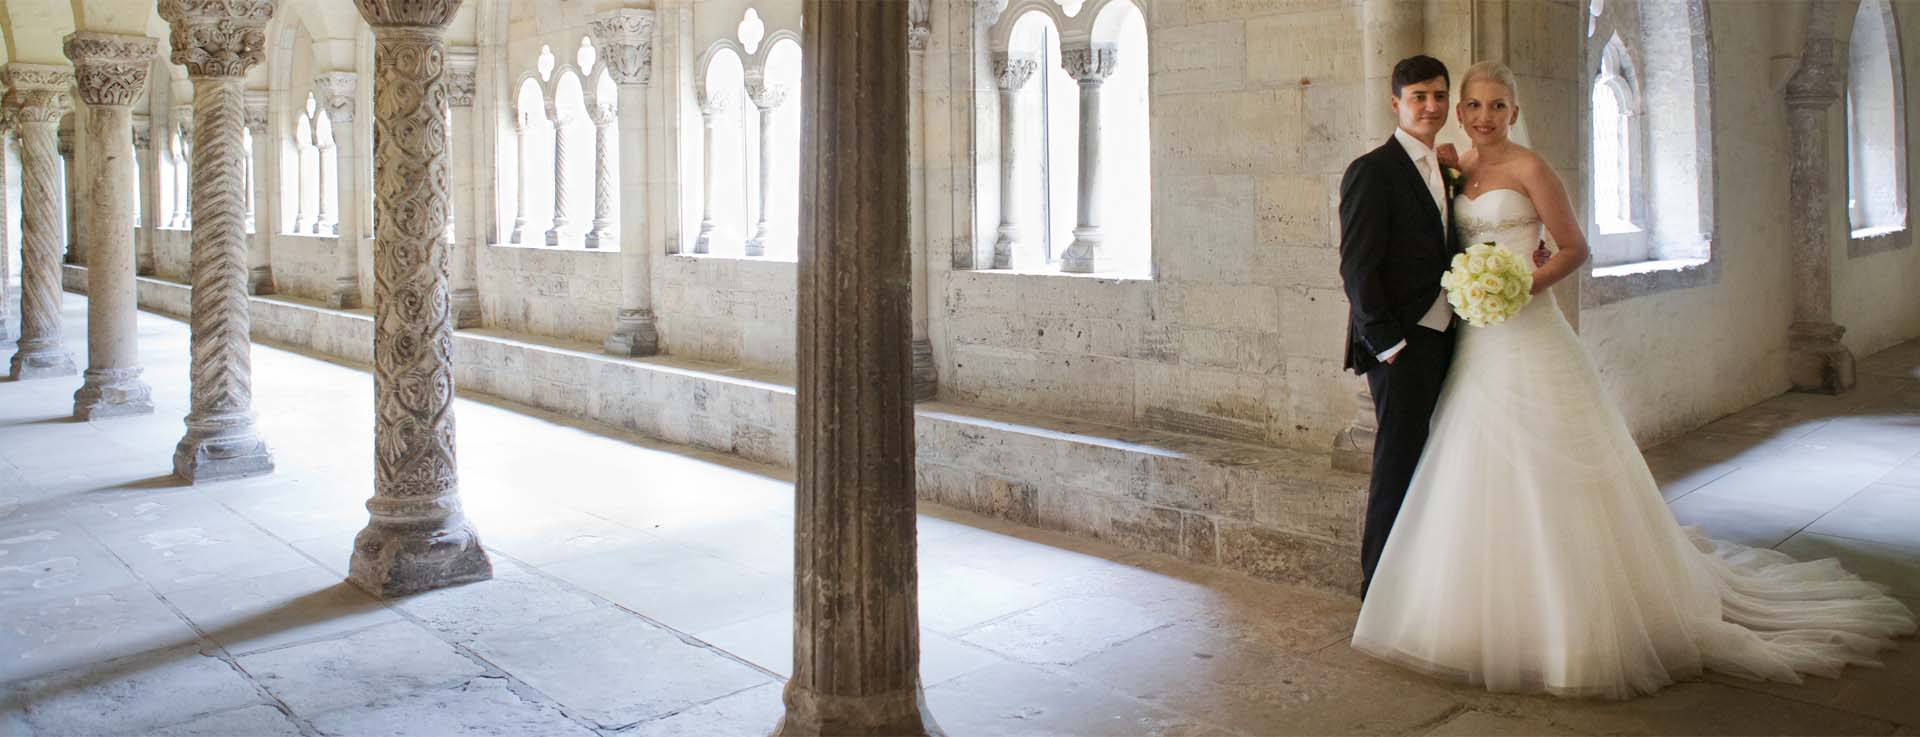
top-left (1849, 227), bottom-right (1911, 258)
top-left (63, 264), bottom-right (1367, 594)
top-left (1582, 256), bottom-right (1718, 308)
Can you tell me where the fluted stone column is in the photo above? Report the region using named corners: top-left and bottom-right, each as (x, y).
top-left (592, 9), bottom-right (660, 357)
top-left (133, 114), bottom-right (158, 275)
top-left (909, 16), bottom-right (934, 401)
top-left (348, 0), bottom-right (491, 598)
top-left (775, 1), bottom-right (938, 734)
top-left (66, 33), bottom-right (159, 420)
top-left (160, 0), bottom-right (275, 482)
top-left (446, 48), bottom-right (481, 328)
top-left (4, 65), bottom-right (80, 381)
top-left (545, 100), bottom-right (572, 246)
top-left (59, 128), bottom-right (79, 265)
top-left (0, 128), bottom-right (13, 343)
top-left (1786, 12), bottom-right (1855, 395)
top-left (508, 113), bottom-right (531, 244)
top-left (316, 72), bottom-right (361, 309)
top-left (1334, 0), bottom-right (1425, 473)
top-left (990, 53), bottom-right (1035, 271)
top-left (583, 101), bottom-right (615, 249)
top-left (1058, 45), bottom-right (1114, 274)
top-left (692, 96), bottom-right (725, 254)
top-left (743, 75), bottom-right (785, 258)
top-left (244, 91), bottom-right (274, 295)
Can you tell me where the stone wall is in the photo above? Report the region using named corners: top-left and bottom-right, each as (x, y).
top-left (1835, 0), bottom-right (1920, 361)
top-left (475, 243), bottom-right (622, 345)
top-left (266, 234), bottom-right (347, 303)
top-left (653, 254), bottom-right (798, 376)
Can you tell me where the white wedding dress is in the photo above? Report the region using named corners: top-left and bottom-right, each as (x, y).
top-left (1350, 189), bottom-right (1915, 699)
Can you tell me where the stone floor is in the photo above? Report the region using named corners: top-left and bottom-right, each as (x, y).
top-left (2, 294), bottom-right (1917, 737)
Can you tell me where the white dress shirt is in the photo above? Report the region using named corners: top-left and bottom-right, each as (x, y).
top-left (1377, 128), bottom-right (1456, 364)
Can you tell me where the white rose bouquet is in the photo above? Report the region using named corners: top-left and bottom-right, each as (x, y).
top-left (1441, 242), bottom-right (1533, 327)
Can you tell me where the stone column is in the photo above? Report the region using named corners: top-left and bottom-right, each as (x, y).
top-left (508, 113), bottom-right (530, 244)
top-left (446, 48), bottom-right (481, 328)
top-left (583, 100), bottom-right (615, 249)
top-left (4, 65), bottom-right (80, 381)
top-left (774, 1), bottom-right (939, 735)
top-left (133, 114), bottom-right (158, 275)
top-left (66, 33), bottom-right (159, 420)
top-left (59, 128), bottom-right (79, 265)
top-left (545, 100), bottom-right (571, 246)
top-left (990, 53), bottom-right (1035, 270)
top-left (592, 9), bottom-right (660, 357)
top-left (171, 107), bottom-right (191, 229)
top-left (244, 91), bottom-right (274, 295)
top-left (909, 16), bottom-right (934, 401)
top-left (312, 121), bottom-right (332, 234)
top-left (316, 72), bottom-right (360, 309)
top-left (348, 0), bottom-right (491, 598)
top-left (0, 128), bottom-right (13, 343)
top-left (160, 0), bottom-right (276, 482)
top-left (743, 75), bottom-right (785, 258)
top-left (1785, 17), bottom-right (1855, 394)
top-left (1058, 45), bottom-right (1114, 274)
top-left (692, 96), bottom-right (725, 254)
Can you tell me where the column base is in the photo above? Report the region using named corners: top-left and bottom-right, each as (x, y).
top-left (744, 237), bottom-right (766, 258)
top-left (174, 428), bottom-right (275, 484)
top-left (73, 368), bottom-right (156, 420)
top-left (348, 521), bottom-right (492, 598)
top-left (911, 338), bottom-right (936, 402)
top-left (8, 348), bottom-right (79, 381)
top-left (545, 228), bottom-right (563, 247)
top-left (693, 222), bottom-right (715, 254)
top-left (326, 281), bottom-right (361, 310)
top-left (248, 266), bottom-right (276, 296)
top-left (509, 220), bottom-right (526, 245)
top-left (773, 682), bottom-right (943, 737)
top-left (604, 310), bottom-right (661, 357)
top-left (451, 287), bottom-right (483, 330)
top-left (584, 228), bottom-right (612, 250)
top-left (991, 231), bottom-right (1016, 270)
top-left (1058, 231), bottom-right (1103, 274)
top-left (1789, 321), bottom-right (1856, 395)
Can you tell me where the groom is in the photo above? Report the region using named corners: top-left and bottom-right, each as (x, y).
top-left (1339, 55), bottom-right (1459, 598)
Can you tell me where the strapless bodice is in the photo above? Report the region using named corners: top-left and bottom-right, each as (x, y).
top-left (1454, 188), bottom-right (1543, 261)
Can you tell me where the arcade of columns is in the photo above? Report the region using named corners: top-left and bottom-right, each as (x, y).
top-left (2, 0), bottom-right (939, 732)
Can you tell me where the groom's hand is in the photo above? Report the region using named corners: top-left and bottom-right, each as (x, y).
top-left (1436, 143), bottom-right (1460, 171)
top-left (1534, 241), bottom-right (1552, 268)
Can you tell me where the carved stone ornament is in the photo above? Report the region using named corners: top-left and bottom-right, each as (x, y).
top-left (64, 33), bottom-right (159, 107)
top-left (588, 9), bottom-right (655, 86)
top-left (1062, 45), bottom-right (1118, 81)
top-left (313, 71), bottom-right (358, 123)
top-left (354, 0), bottom-right (461, 28)
top-left (992, 54), bottom-right (1037, 91)
top-left (158, 0), bottom-right (273, 78)
top-left (243, 89), bottom-right (269, 132)
top-left (446, 47), bottom-right (477, 107)
top-left (1, 65), bottom-right (76, 124)
top-left (745, 72), bottom-right (788, 110)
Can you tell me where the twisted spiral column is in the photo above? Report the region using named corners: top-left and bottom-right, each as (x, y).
top-left (583, 104), bottom-right (615, 249)
top-left (545, 103), bottom-right (572, 246)
top-left (0, 130), bottom-right (14, 343)
top-left (67, 32), bottom-right (160, 420)
top-left (4, 66), bottom-right (80, 381)
top-left (348, 0), bottom-right (491, 598)
top-left (161, 0), bottom-right (276, 482)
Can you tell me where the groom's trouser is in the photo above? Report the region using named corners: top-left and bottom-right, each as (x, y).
top-left (1359, 325), bottom-right (1456, 597)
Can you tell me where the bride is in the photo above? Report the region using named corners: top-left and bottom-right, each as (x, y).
top-left (1350, 61), bottom-right (1915, 699)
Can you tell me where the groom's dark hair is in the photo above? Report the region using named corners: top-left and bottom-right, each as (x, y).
top-left (1391, 55), bottom-right (1451, 97)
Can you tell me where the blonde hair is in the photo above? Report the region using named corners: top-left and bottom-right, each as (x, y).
top-left (1461, 61), bottom-right (1520, 104)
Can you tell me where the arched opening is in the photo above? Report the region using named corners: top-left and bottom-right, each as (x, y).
top-left (1847, 0), bottom-right (1907, 235)
top-left (1008, 11), bottom-right (1078, 271)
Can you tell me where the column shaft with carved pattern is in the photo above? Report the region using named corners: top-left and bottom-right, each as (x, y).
top-left (4, 66), bottom-right (80, 381)
top-left (161, 0), bottom-right (275, 482)
top-left (1059, 45), bottom-right (1113, 274)
top-left (743, 77), bottom-right (784, 258)
top-left (317, 72), bottom-right (361, 309)
top-left (693, 99), bottom-right (723, 254)
top-left (545, 101), bottom-right (572, 246)
top-left (1786, 9), bottom-right (1854, 394)
top-left (244, 91), bottom-right (275, 295)
top-left (0, 130), bottom-right (14, 343)
top-left (990, 54), bottom-right (1034, 270)
top-left (67, 33), bottom-right (159, 419)
top-left (447, 48), bottom-right (481, 328)
top-left (584, 102), bottom-right (615, 249)
top-left (775, 1), bottom-right (939, 734)
top-left (592, 9), bottom-right (659, 356)
top-left (348, 0), bottom-right (491, 598)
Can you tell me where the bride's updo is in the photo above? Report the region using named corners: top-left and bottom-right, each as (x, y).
top-left (1461, 61), bottom-right (1519, 102)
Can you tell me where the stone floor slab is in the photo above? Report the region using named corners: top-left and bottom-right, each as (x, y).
top-left (390, 558), bottom-right (606, 643)
top-left (239, 620), bottom-right (488, 715)
top-left (542, 544), bottom-right (787, 634)
top-left (616, 681), bottom-right (785, 737)
top-left (0, 584), bottom-right (201, 684)
top-left (924, 660), bottom-right (1231, 737)
top-left (163, 566), bottom-right (403, 656)
top-left (1669, 492), bottom-right (1821, 549)
top-left (149, 704), bottom-right (304, 736)
top-left (7, 644), bottom-right (262, 736)
top-left (960, 594), bottom-right (1181, 666)
top-left (1422, 708), bottom-right (1590, 736)
top-left (0, 517), bottom-right (142, 606)
top-left (1807, 484), bottom-right (1920, 547)
top-left (304, 676), bottom-right (598, 737)
top-left (1776, 534), bottom-right (1920, 599)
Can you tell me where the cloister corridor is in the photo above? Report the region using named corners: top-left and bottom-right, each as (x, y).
top-left (2, 294), bottom-right (1918, 737)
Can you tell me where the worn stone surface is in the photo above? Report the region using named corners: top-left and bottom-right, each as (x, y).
top-left (4, 64), bottom-right (79, 381)
top-left (9, 644), bottom-right (261, 736)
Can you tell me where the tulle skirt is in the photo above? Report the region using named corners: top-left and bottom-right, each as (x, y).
top-left (1350, 294), bottom-right (1916, 699)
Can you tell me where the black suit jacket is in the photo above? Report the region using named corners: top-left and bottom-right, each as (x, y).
top-left (1339, 135), bottom-right (1458, 375)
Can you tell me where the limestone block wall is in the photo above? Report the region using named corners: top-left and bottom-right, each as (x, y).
top-left (475, 244), bottom-right (623, 345)
top-left (1835, 2), bottom-right (1920, 361)
top-left (266, 234), bottom-right (347, 303)
top-left (152, 229), bottom-right (191, 283)
top-left (653, 254), bottom-right (798, 377)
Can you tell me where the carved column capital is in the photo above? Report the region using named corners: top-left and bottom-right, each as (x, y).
top-left (353, 0), bottom-right (461, 28)
top-left (992, 53), bottom-right (1037, 91)
top-left (588, 9), bottom-right (655, 86)
top-left (699, 94), bottom-right (731, 120)
top-left (1061, 44), bottom-right (1118, 82)
top-left (446, 47), bottom-right (477, 107)
top-left (63, 33), bottom-right (159, 108)
top-left (1, 65), bottom-right (76, 124)
top-left (745, 74), bottom-right (788, 110)
top-left (243, 89), bottom-right (269, 133)
top-left (313, 71), bottom-right (358, 124)
top-left (158, 0), bottom-right (273, 78)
